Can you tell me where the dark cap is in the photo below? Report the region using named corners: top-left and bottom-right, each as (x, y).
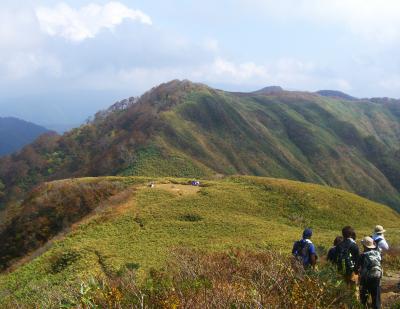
top-left (303, 228), bottom-right (313, 239)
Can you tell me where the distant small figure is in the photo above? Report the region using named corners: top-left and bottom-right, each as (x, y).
top-left (371, 225), bottom-right (389, 253)
top-left (149, 182), bottom-right (155, 188)
top-left (191, 180), bottom-right (200, 186)
top-left (327, 236), bottom-right (343, 263)
top-left (292, 228), bottom-right (318, 269)
top-left (335, 226), bottom-right (360, 288)
top-left (359, 236), bottom-right (382, 309)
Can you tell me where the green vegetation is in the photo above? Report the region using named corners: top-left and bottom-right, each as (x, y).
top-left (0, 82), bottom-right (399, 307)
top-left (120, 145), bottom-right (211, 178)
top-left (1, 81), bottom-right (400, 212)
top-left (0, 175), bottom-right (399, 307)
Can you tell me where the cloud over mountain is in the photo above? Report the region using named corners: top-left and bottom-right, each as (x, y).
top-left (35, 2), bottom-right (152, 42)
top-left (1, 0), bottom-right (400, 128)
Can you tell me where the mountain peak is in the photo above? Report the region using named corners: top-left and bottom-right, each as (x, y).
top-left (142, 80), bottom-right (208, 98)
top-left (136, 79), bottom-right (210, 110)
top-left (253, 86), bottom-right (284, 95)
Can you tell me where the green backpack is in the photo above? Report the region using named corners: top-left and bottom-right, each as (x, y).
top-left (361, 250), bottom-right (382, 279)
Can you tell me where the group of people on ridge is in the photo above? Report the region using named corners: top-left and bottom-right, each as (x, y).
top-left (292, 225), bottom-right (389, 309)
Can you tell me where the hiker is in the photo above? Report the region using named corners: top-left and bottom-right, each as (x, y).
top-left (335, 226), bottom-right (360, 288)
top-left (371, 225), bottom-right (389, 253)
top-left (327, 236), bottom-right (343, 263)
top-left (292, 228), bottom-right (317, 269)
top-left (359, 236), bottom-right (382, 309)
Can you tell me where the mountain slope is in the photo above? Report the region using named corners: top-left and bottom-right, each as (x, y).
top-left (0, 80), bottom-right (400, 210)
top-left (316, 90), bottom-right (357, 101)
top-left (0, 117), bottom-right (49, 156)
top-left (0, 176), bottom-right (399, 306)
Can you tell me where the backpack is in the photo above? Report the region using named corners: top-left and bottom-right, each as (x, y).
top-left (292, 240), bottom-right (311, 265)
top-left (336, 242), bottom-right (355, 275)
top-left (361, 250), bottom-right (382, 279)
top-left (373, 237), bottom-right (383, 250)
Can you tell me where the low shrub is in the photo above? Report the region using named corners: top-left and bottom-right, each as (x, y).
top-left (0, 179), bottom-right (125, 270)
top-left (383, 247), bottom-right (400, 272)
top-left (50, 250), bottom-right (81, 274)
top-left (179, 213), bottom-right (203, 222)
top-left (66, 249), bottom-right (355, 308)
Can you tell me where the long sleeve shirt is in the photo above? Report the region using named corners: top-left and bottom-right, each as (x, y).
top-left (372, 233), bottom-right (389, 252)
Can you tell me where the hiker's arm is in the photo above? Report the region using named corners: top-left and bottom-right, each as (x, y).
top-left (353, 245), bottom-right (361, 274)
top-left (291, 242), bottom-right (297, 256)
top-left (379, 239), bottom-right (389, 251)
top-left (355, 254), bottom-right (363, 275)
top-left (310, 254), bottom-right (317, 267)
top-left (309, 244), bottom-right (317, 267)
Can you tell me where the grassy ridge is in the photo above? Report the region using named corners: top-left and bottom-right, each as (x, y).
top-left (0, 176), bottom-right (399, 306)
top-left (1, 80), bottom-right (400, 212)
top-left (162, 88), bottom-right (400, 209)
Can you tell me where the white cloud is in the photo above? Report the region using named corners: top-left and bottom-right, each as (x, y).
top-left (0, 6), bottom-right (41, 51)
top-left (0, 51), bottom-right (62, 81)
top-left (35, 1), bottom-right (152, 42)
top-left (209, 58), bottom-right (268, 82)
top-left (335, 79), bottom-right (352, 91)
top-left (379, 76), bottom-right (400, 91)
top-left (246, 0), bottom-right (400, 44)
top-left (0, 6), bottom-right (62, 81)
top-left (76, 56), bottom-right (351, 94)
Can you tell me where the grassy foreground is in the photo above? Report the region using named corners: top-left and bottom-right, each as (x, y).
top-left (0, 175), bottom-right (399, 307)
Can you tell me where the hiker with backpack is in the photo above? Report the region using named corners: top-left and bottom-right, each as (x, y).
top-left (335, 226), bottom-right (360, 288)
top-left (292, 228), bottom-right (317, 269)
top-left (371, 225), bottom-right (389, 253)
top-left (327, 236), bottom-right (343, 263)
top-left (359, 236), bottom-right (382, 309)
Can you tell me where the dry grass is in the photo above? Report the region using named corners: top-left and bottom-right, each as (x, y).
top-left (152, 183), bottom-right (200, 196)
top-left (56, 249), bottom-right (355, 309)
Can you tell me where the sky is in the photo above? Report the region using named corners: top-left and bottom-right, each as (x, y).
top-left (1, 0), bottom-right (400, 130)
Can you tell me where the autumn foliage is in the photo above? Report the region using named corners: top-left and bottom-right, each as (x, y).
top-left (62, 249), bottom-right (355, 308)
top-left (0, 179), bottom-right (125, 270)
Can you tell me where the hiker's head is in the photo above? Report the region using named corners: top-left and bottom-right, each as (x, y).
top-left (302, 228), bottom-right (313, 239)
top-left (333, 236), bottom-right (343, 246)
top-left (374, 225), bottom-right (386, 235)
top-left (361, 236), bottom-right (375, 251)
top-left (342, 226), bottom-right (355, 239)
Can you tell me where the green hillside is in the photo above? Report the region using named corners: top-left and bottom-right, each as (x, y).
top-left (0, 80), bottom-right (399, 211)
top-left (0, 176), bottom-right (399, 306)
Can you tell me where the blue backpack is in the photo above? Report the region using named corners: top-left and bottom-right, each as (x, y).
top-left (292, 240), bottom-right (311, 265)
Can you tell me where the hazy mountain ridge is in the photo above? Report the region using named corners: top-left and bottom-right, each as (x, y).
top-left (0, 80), bottom-right (400, 210)
top-left (0, 117), bottom-right (50, 156)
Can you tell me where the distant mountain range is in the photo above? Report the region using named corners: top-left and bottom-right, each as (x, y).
top-left (0, 80), bottom-right (399, 211)
top-left (0, 117), bottom-right (49, 156)
top-left (0, 90), bottom-right (119, 133)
